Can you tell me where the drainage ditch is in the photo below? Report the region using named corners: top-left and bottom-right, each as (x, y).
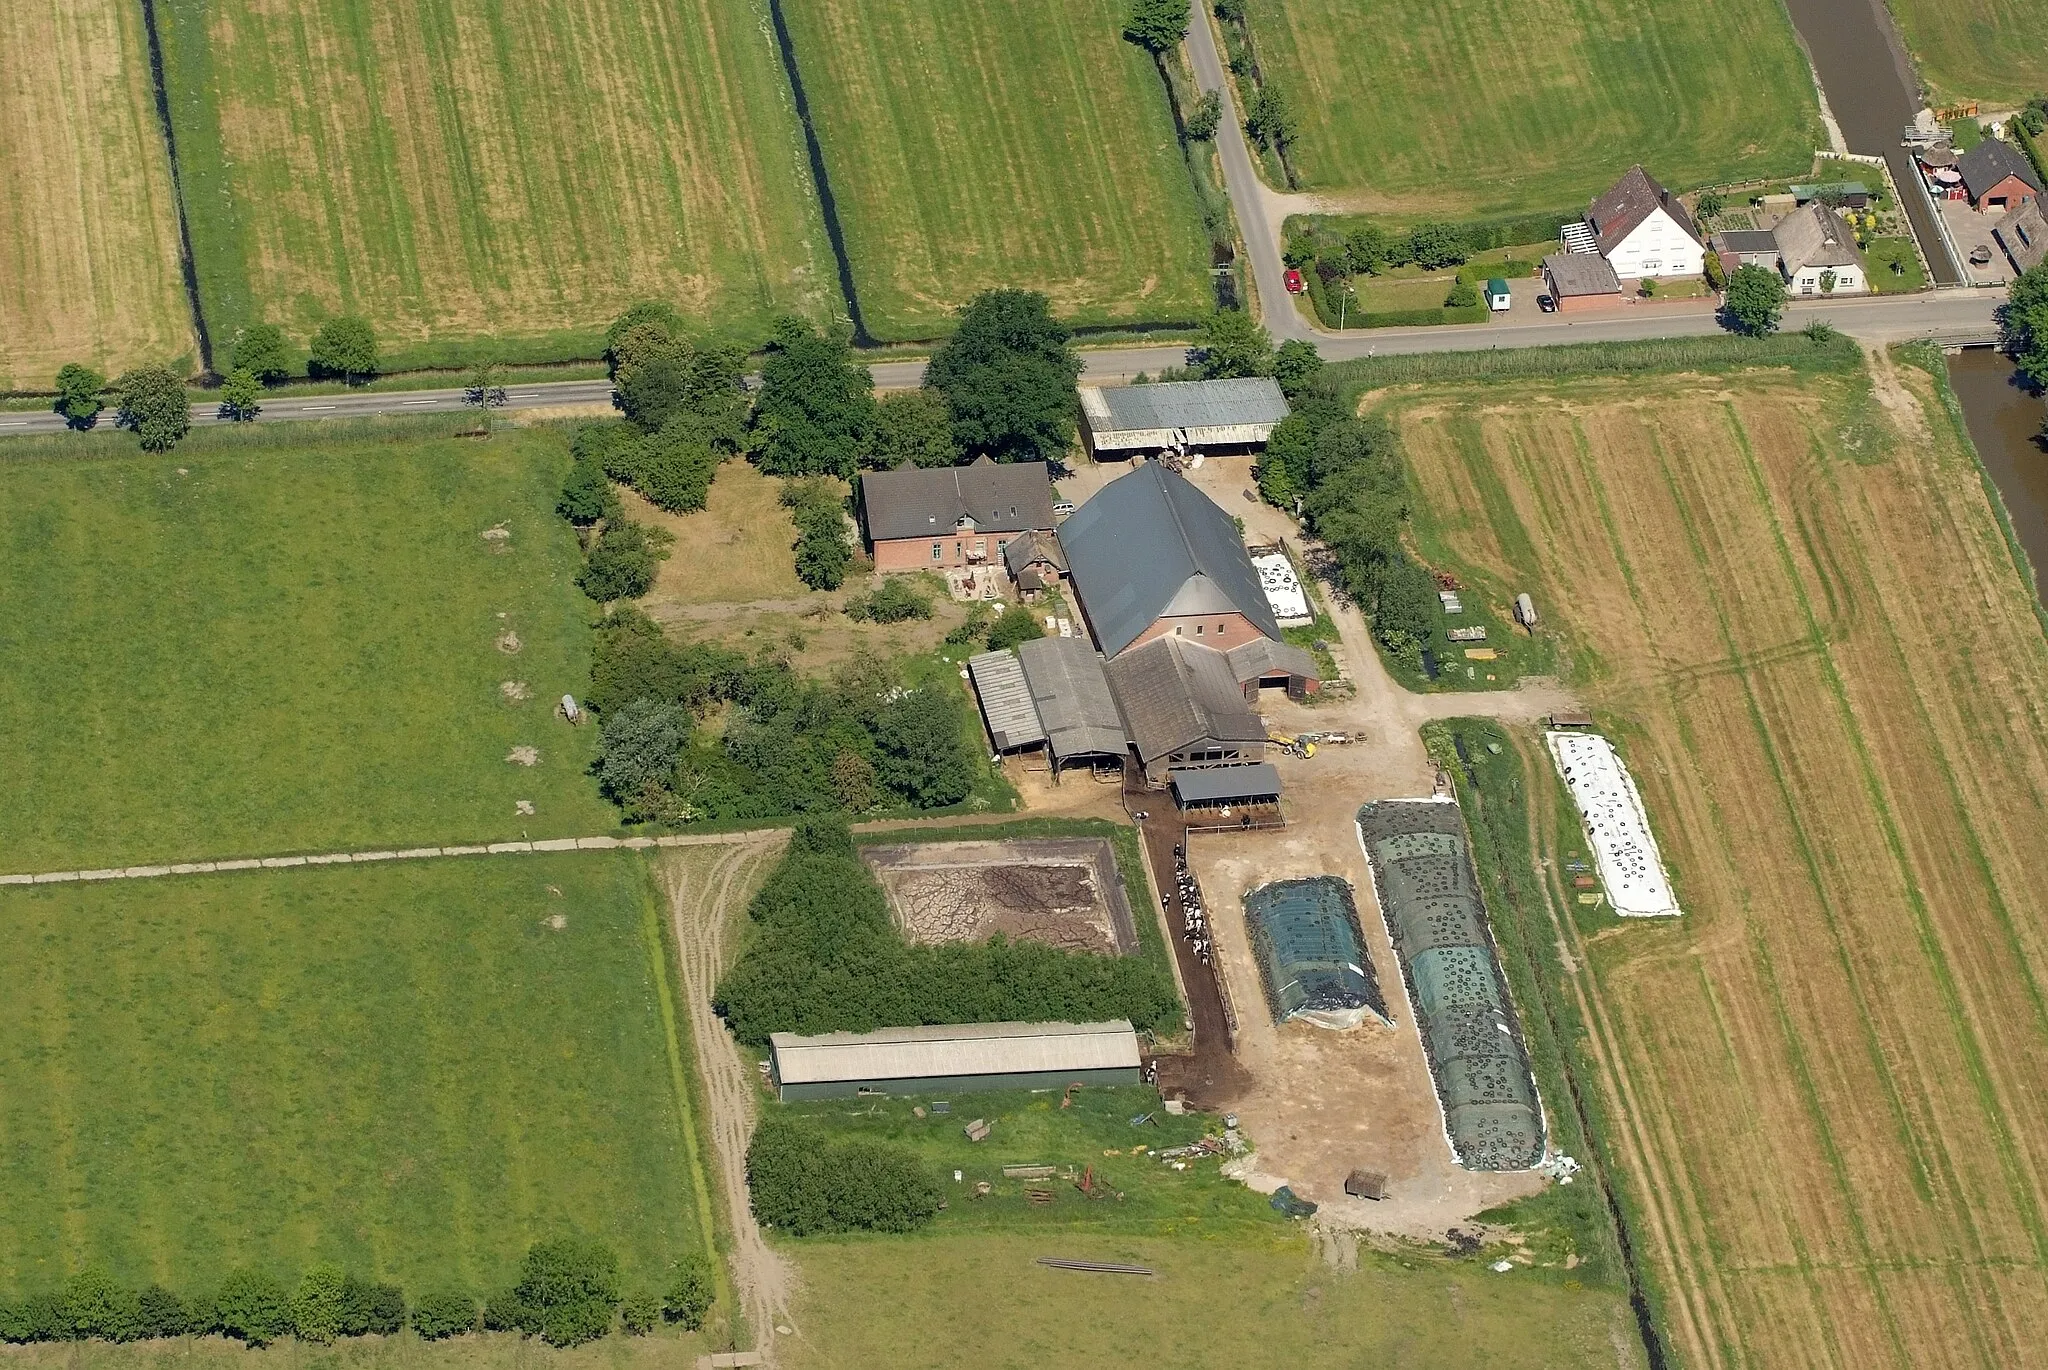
top-left (762, 0), bottom-right (870, 346)
top-left (136, 0), bottom-right (214, 374)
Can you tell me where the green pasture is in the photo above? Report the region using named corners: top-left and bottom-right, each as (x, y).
top-left (779, 0), bottom-right (1213, 340)
top-left (1239, 0), bottom-right (1821, 215)
top-left (155, 0), bottom-right (833, 368)
top-left (0, 853), bottom-right (708, 1295)
top-left (1890, 0), bottom-right (2048, 104)
top-left (0, 420), bottom-right (614, 871)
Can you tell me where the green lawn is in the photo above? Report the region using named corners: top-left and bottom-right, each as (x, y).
top-left (1866, 237), bottom-right (1927, 292)
top-left (779, 0), bottom-right (1213, 340)
top-left (0, 421), bottom-right (615, 872)
top-left (1237, 0), bottom-right (1821, 216)
top-left (0, 853), bottom-right (709, 1296)
top-left (783, 1231), bottom-right (1643, 1370)
top-left (1890, 0), bottom-right (2048, 104)
top-left (155, 0), bottom-right (834, 368)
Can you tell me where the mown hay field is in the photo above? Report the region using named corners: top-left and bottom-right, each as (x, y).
top-left (0, 421), bottom-right (614, 872)
top-left (1887, 0), bottom-right (2048, 104)
top-left (0, 0), bottom-right (196, 389)
top-left (1238, 0), bottom-right (1821, 216)
top-left (1390, 355), bottom-right (2048, 1368)
top-left (155, 0), bottom-right (833, 369)
top-left (779, 0), bottom-right (1212, 341)
top-left (0, 853), bottom-right (711, 1295)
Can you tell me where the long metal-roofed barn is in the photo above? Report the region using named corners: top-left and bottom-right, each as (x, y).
top-left (1357, 800), bottom-right (1544, 1170)
top-left (966, 650), bottom-right (1044, 751)
top-left (767, 1020), bottom-right (1142, 1100)
top-left (1079, 378), bottom-right (1289, 457)
top-left (1243, 877), bottom-right (1387, 1029)
top-left (1017, 637), bottom-right (1128, 772)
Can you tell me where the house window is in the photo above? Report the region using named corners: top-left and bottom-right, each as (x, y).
top-left (931, 542), bottom-right (943, 561)
top-left (955, 541), bottom-right (963, 558)
top-left (1174, 625), bottom-right (1182, 635)
top-left (1195, 624), bottom-right (1204, 636)
top-left (1218, 621), bottom-right (1227, 633)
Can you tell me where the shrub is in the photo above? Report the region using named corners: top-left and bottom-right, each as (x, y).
top-left (663, 1256), bottom-right (715, 1330)
top-left (619, 1291), bottom-right (660, 1335)
top-left (410, 1290), bottom-right (478, 1341)
top-left (136, 1285), bottom-right (190, 1340)
top-left (985, 602), bottom-right (1045, 652)
top-left (634, 422), bottom-right (720, 513)
top-left (338, 1275), bottom-right (404, 1337)
top-left (746, 1116), bottom-right (940, 1236)
top-left (63, 1269), bottom-right (141, 1342)
top-left (845, 577), bottom-right (934, 623)
top-left (558, 452), bottom-right (620, 526)
top-left (214, 1269), bottom-right (292, 1347)
top-left (230, 323), bottom-right (294, 384)
top-left (783, 477), bottom-right (853, 591)
top-left (1406, 222), bottom-right (1469, 270)
top-left (290, 1265), bottom-right (346, 1345)
top-left (1445, 279), bottom-right (1479, 309)
top-left (0, 1293), bottom-right (66, 1343)
top-left (1184, 89), bottom-right (1222, 140)
top-left (492, 1241), bottom-right (621, 1349)
top-left (218, 367), bottom-right (263, 422)
top-left (945, 602), bottom-right (996, 645)
top-left (595, 698), bottom-right (691, 819)
top-left (579, 521), bottom-right (674, 602)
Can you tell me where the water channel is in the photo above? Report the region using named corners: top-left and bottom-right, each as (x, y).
top-left (1774, 0), bottom-right (1961, 283)
top-left (1949, 349), bottom-right (2048, 604)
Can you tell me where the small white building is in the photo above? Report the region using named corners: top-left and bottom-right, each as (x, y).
top-left (1582, 165), bottom-right (1705, 280)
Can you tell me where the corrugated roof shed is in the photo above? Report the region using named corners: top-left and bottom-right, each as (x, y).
top-left (1081, 378), bottom-right (1289, 451)
top-left (861, 457), bottom-right (1055, 542)
top-left (1061, 463), bottom-right (1280, 656)
top-left (1225, 637), bottom-right (1320, 686)
top-left (968, 650), bottom-right (1044, 751)
top-left (769, 1020), bottom-right (1140, 1086)
top-left (1016, 637), bottom-right (1127, 762)
top-left (1105, 636), bottom-right (1268, 767)
top-left (1170, 762), bottom-right (1281, 804)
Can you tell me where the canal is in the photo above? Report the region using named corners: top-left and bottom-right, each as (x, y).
top-left (1775, 0), bottom-right (1961, 284)
top-left (1949, 348), bottom-right (2048, 606)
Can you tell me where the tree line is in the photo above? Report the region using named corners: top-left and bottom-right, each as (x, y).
top-left (711, 818), bottom-right (1181, 1045)
top-left (0, 1244), bottom-right (712, 1352)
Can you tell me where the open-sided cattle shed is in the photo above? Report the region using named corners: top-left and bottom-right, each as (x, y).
top-left (1015, 637), bottom-right (1128, 772)
top-left (968, 650), bottom-right (1045, 752)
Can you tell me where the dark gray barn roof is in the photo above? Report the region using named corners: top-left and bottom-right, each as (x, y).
top-left (1170, 762), bottom-right (1281, 804)
top-left (1060, 463), bottom-right (1280, 656)
top-left (1105, 636), bottom-right (1268, 767)
top-left (861, 457), bottom-right (1055, 543)
top-left (1016, 637), bottom-right (1127, 762)
top-left (1542, 252), bottom-right (1622, 298)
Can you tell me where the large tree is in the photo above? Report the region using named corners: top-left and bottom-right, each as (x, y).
top-left (606, 305), bottom-right (748, 443)
top-left (308, 315), bottom-right (378, 384)
top-left (1273, 338), bottom-right (1323, 397)
top-left (1123, 0), bottom-right (1188, 52)
top-left (1198, 309), bottom-right (1275, 378)
top-left (230, 323), bottom-right (294, 384)
top-left (53, 362), bottom-right (105, 428)
top-left (750, 317), bottom-right (876, 478)
top-left (2000, 262), bottom-right (2048, 388)
top-left (924, 289), bottom-right (1081, 463)
top-left (217, 366), bottom-right (262, 421)
top-left (114, 366), bottom-right (190, 451)
top-left (1723, 264), bottom-right (1787, 336)
top-left (868, 389), bottom-right (959, 468)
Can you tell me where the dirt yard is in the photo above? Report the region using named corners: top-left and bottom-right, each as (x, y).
top-left (861, 837), bottom-right (1137, 954)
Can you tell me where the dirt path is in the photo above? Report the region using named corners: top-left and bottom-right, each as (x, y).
top-left (653, 835), bottom-right (795, 1359)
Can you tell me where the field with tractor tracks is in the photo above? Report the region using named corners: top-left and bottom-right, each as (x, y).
top-left (778, 0), bottom-right (1212, 340)
top-left (1235, 0), bottom-right (1820, 217)
top-left (154, 0), bottom-right (834, 369)
top-left (1885, 0), bottom-right (2048, 105)
top-left (1387, 349), bottom-right (2048, 1368)
top-left (0, 0), bottom-right (197, 389)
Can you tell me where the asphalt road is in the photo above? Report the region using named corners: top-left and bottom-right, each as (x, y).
top-left (0, 290), bottom-right (2000, 439)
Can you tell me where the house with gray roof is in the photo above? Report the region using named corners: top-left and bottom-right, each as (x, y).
top-left (1995, 198), bottom-right (2048, 273)
top-left (1541, 252), bottom-right (1623, 311)
top-left (1059, 462), bottom-right (1283, 658)
top-left (861, 456), bottom-right (1055, 574)
top-left (1957, 138), bottom-right (2043, 212)
top-left (1079, 377), bottom-right (1289, 457)
top-left (1772, 202), bottom-right (1865, 294)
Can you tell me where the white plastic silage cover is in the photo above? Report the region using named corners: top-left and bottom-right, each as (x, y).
top-left (1251, 553), bottom-right (1312, 623)
top-left (1545, 732), bottom-right (1681, 918)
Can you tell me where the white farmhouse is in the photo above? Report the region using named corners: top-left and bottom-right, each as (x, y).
top-left (1581, 165), bottom-right (1705, 280)
top-left (1773, 201), bottom-right (1866, 295)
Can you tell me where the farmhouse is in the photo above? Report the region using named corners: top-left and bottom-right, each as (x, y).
top-left (1541, 252), bottom-right (1623, 310)
top-left (1572, 165), bottom-right (1705, 280)
top-left (1773, 202), bottom-right (1866, 294)
top-left (1957, 138), bottom-right (2043, 212)
top-left (860, 456), bottom-right (1055, 572)
top-left (766, 1019), bottom-right (1142, 1099)
top-left (1060, 462), bottom-right (1290, 658)
top-left (1078, 377), bottom-right (1289, 458)
top-left (1995, 198), bottom-right (2048, 272)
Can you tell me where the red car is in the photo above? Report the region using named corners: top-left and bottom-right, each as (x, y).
top-left (1284, 268), bottom-right (1305, 294)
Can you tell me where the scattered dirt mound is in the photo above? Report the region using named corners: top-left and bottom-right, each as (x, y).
top-left (495, 630), bottom-right (522, 654)
top-left (545, 912), bottom-right (567, 931)
top-left (515, 800), bottom-right (535, 815)
top-left (500, 680), bottom-right (530, 701)
top-left (505, 745), bottom-right (539, 766)
top-left (481, 523), bottom-right (512, 552)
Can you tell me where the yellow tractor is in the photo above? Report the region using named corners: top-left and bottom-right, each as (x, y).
top-left (1270, 734), bottom-right (1317, 760)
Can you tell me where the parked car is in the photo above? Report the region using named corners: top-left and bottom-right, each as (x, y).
top-left (1052, 500), bottom-right (1076, 518)
top-left (1284, 268), bottom-right (1305, 294)
top-left (1537, 294), bottom-right (1558, 313)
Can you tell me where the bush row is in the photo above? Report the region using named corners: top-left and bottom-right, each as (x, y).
top-left (0, 1246), bottom-right (714, 1351)
top-left (1353, 305), bottom-right (1492, 329)
top-left (747, 1116), bottom-right (941, 1236)
top-left (712, 818), bottom-right (1182, 1044)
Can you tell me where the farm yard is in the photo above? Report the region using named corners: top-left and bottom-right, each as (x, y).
top-left (153, 0), bottom-right (834, 369)
top-left (0, 420), bottom-right (614, 872)
top-left (0, 853), bottom-right (714, 1299)
top-left (0, 0), bottom-right (196, 389)
top-left (1391, 350), bottom-right (2048, 1368)
top-left (777, 0), bottom-right (1214, 340)
top-left (1233, 0), bottom-right (1821, 218)
top-left (1886, 0), bottom-right (2048, 104)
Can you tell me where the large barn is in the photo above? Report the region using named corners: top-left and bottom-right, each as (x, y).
top-left (1078, 377), bottom-right (1289, 458)
top-left (766, 1020), bottom-right (1142, 1100)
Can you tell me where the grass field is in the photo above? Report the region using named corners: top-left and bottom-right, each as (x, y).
top-left (1388, 351), bottom-right (2048, 1367)
top-left (0, 853), bottom-right (710, 1295)
top-left (0, 0), bottom-right (196, 389)
top-left (778, 0), bottom-right (1213, 340)
top-left (0, 420), bottom-right (615, 872)
top-left (628, 463), bottom-right (811, 608)
top-left (1890, 0), bottom-right (2048, 104)
top-left (154, 0), bottom-right (833, 369)
top-left (782, 1232), bottom-right (1642, 1369)
top-left (1235, 0), bottom-right (1821, 215)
